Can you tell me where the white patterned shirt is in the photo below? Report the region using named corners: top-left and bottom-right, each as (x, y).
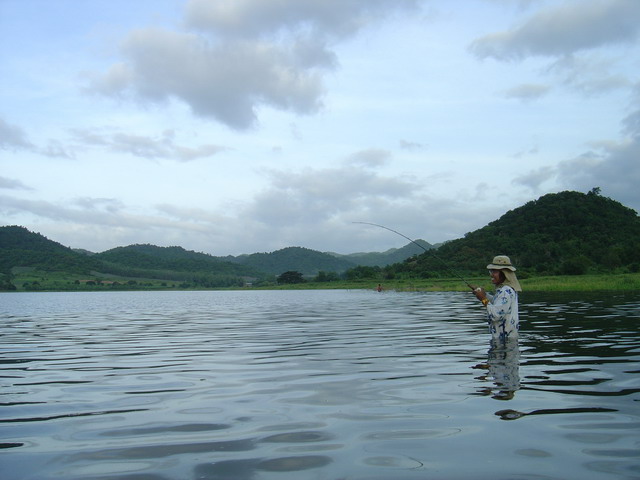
top-left (486, 285), bottom-right (519, 341)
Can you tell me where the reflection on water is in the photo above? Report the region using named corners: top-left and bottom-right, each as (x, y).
top-left (0, 289), bottom-right (639, 479)
top-left (473, 338), bottom-right (520, 400)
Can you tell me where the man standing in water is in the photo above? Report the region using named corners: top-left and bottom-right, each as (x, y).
top-left (473, 255), bottom-right (522, 341)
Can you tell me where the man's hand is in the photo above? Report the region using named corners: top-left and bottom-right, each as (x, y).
top-left (473, 287), bottom-right (486, 301)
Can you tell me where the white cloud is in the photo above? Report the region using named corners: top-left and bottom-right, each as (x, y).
top-left (502, 83), bottom-right (550, 101)
top-left (399, 140), bottom-right (427, 151)
top-left (0, 118), bottom-right (73, 158)
top-left (511, 144), bottom-right (539, 159)
top-left (89, 28), bottom-right (327, 130)
top-left (184, 0), bottom-right (421, 40)
top-left (0, 118), bottom-right (33, 150)
top-left (557, 138), bottom-right (640, 210)
top-left (345, 148), bottom-right (392, 167)
top-left (72, 128), bottom-right (226, 161)
top-left (623, 84), bottom-right (640, 136)
top-left (72, 197), bottom-right (125, 213)
top-left (511, 165), bottom-right (555, 191)
top-left (624, 110), bottom-right (640, 137)
top-left (514, 135), bottom-right (640, 213)
top-left (0, 176), bottom-right (32, 191)
top-left (548, 54), bottom-right (632, 95)
top-left (248, 164), bottom-right (417, 226)
top-left (40, 140), bottom-right (76, 159)
top-left (0, 194), bottom-right (135, 227)
top-left (470, 0), bottom-right (640, 60)
top-left (88, 0), bottom-right (422, 130)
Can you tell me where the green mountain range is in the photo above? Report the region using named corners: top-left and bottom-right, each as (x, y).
top-left (1, 190), bottom-right (638, 290)
top-left (0, 227), bottom-right (430, 282)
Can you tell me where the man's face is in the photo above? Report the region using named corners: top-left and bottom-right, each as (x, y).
top-left (489, 269), bottom-right (504, 285)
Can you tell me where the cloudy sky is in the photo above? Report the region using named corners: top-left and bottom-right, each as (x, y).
top-left (1, 0), bottom-right (639, 256)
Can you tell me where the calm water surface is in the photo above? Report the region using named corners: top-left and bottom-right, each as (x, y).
top-left (1, 289), bottom-right (639, 480)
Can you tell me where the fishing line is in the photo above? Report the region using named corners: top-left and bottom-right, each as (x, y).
top-left (353, 221), bottom-right (475, 290)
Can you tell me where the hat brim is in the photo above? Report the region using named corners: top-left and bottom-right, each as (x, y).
top-left (487, 263), bottom-right (516, 271)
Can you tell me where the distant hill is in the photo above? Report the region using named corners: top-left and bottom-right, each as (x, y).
top-left (390, 190), bottom-right (640, 277)
top-left (95, 244), bottom-right (258, 275)
top-left (333, 239), bottom-right (434, 267)
top-left (0, 227), bottom-right (372, 281)
top-left (229, 246), bottom-right (357, 276)
top-left (0, 225), bottom-right (102, 274)
top-left (92, 244), bottom-right (266, 285)
top-left (0, 229), bottom-right (265, 287)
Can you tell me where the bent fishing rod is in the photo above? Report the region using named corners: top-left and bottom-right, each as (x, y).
top-left (353, 221), bottom-right (475, 290)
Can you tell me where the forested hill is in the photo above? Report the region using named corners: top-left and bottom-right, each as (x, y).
top-left (231, 246), bottom-right (357, 275)
top-left (0, 229), bottom-right (265, 287)
top-left (390, 190), bottom-right (640, 277)
top-left (0, 225), bottom-right (103, 274)
top-left (0, 227), bottom-right (393, 280)
top-left (95, 244), bottom-right (262, 277)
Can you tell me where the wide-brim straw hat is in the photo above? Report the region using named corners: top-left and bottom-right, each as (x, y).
top-left (487, 255), bottom-right (516, 271)
top-left (487, 255), bottom-right (521, 291)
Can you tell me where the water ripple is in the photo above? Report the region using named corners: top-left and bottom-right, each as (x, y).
top-left (1, 290), bottom-right (638, 480)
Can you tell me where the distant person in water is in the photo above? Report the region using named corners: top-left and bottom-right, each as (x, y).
top-left (473, 255), bottom-right (522, 341)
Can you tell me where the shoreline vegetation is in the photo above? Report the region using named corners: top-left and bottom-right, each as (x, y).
top-left (261, 273), bottom-right (640, 292)
top-left (5, 268), bottom-right (640, 293)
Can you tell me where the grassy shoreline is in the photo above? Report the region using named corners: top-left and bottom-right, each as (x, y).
top-left (262, 272), bottom-right (640, 292)
top-left (5, 269), bottom-right (639, 292)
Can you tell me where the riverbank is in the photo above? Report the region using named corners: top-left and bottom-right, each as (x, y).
top-left (251, 272), bottom-right (640, 292)
top-left (5, 269), bottom-right (639, 292)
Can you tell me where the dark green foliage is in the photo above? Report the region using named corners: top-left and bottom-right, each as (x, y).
top-left (0, 225), bottom-right (68, 252)
top-left (380, 190), bottom-right (640, 279)
top-left (561, 255), bottom-right (591, 275)
top-left (0, 227), bottom-right (265, 288)
top-left (0, 226), bottom-right (102, 274)
top-left (277, 270), bottom-right (305, 284)
top-left (93, 245), bottom-right (267, 287)
top-left (314, 271), bottom-right (340, 282)
top-left (0, 273), bottom-right (16, 290)
top-left (238, 246), bottom-right (356, 275)
top-left (95, 244), bottom-right (261, 277)
top-left (345, 265), bottom-right (383, 280)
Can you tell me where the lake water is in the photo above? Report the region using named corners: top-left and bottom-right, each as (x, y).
top-left (1, 289), bottom-right (639, 480)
